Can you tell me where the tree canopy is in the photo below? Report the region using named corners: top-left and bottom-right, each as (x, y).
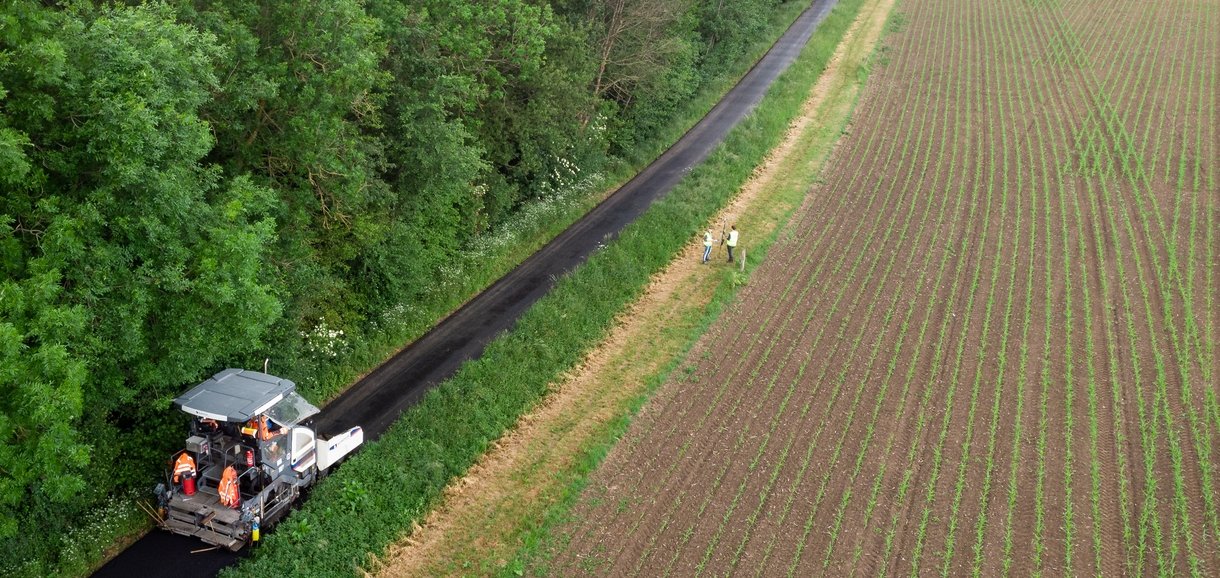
top-left (0, 0), bottom-right (787, 571)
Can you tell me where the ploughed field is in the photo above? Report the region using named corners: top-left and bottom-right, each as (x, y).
top-left (549, 0), bottom-right (1218, 575)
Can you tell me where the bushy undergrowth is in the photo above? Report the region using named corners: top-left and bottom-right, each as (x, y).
top-left (227, 0), bottom-right (866, 575)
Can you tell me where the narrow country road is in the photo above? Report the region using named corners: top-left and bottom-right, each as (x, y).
top-left (92, 1), bottom-right (837, 575)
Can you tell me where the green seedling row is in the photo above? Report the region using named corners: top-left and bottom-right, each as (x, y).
top-left (616, 59), bottom-right (885, 560)
top-left (905, 0), bottom-right (980, 573)
top-left (655, 128), bottom-right (897, 574)
top-left (780, 9), bottom-right (961, 573)
top-left (528, 1), bottom-right (1217, 575)
top-left (821, 80), bottom-right (951, 568)
top-left (843, 7), bottom-right (959, 573)
top-left (746, 81), bottom-right (931, 574)
top-left (874, 0), bottom-right (970, 570)
top-left (753, 92), bottom-right (907, 575)
top-left (941, 10), bottom-right (1017, 572)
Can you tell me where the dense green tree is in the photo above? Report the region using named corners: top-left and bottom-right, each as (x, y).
top-left (472, 1), bottom-right (602, 216)
top-left (20, 1), bottom-right (280, 399)
top-left (357, 0), bottom-right (489, 305)
top-left (0, 0), bottom-right (280, 543)
top-left (180, 0), bottom-right (389, 334)
top-left (553, 0), bottom-right (701, 153)
top-left (0, 1), bottom-right (83, 546)
top-left (696, 0), bottom-right (783, 78)
top-left (0, 0), bottom-right (798, 569)
top-left (0, 264), bottom-right (89, 540)
top-left (357, 0), bottom-right (599, 308)
top-left (553, 0), bottom-right (786, 153)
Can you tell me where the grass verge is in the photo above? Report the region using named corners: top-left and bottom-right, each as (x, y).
top-left (223, 0), bottom-right (868, 576)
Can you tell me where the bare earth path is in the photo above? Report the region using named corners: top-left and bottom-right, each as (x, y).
top-left (368, 0), bottom-right (894, 575)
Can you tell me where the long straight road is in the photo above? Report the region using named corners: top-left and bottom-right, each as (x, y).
top-left (93, 1), bottom-right (837, 575)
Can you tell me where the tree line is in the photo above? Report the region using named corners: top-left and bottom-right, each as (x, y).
top-left (0, 0), bottom-right (788, 569)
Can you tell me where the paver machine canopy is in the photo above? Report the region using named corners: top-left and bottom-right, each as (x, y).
top-left (173, 368), bottom-right (319, 425)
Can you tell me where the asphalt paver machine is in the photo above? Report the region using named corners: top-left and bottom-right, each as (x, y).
top-left (155, 369), bottom-right (363, 550)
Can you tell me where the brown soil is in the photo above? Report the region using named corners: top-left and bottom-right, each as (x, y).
top-left (546, 0), bottom-right (1219, 576)
top-left (371, 0), bottom-right (1218, 575)
top-left (365, 2), bottom-right (892, 575)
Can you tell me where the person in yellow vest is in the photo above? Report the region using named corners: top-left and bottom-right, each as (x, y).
top-left (171, 452), bottom-right (196, 486)
top-left (218, 465), bottom-right (240, 508)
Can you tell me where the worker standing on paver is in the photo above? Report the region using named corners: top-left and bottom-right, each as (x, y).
top-left (702, 229), bottom-right (716, 263)
top-left (171, 452), bottom-right (196, 487)
top-left (726, 225), bottom-right (739, 263)
top-left (218, 465), bottom-right (240, 508)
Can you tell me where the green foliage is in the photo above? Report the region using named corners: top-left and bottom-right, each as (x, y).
top-left (0, 0), bottom-right (823, 574)
top-left (695, 0), bottom-right (785, 80)
top-left (3, 1), bottom-right (282, 396)
top-left (1, 1), bottom-right (279, 570)
top-left (0, 266), bottom-right (89, 539)
top-left (181, 0), bottom-right (388, 330)
top-left (227, 0), bottom-right (866, 574)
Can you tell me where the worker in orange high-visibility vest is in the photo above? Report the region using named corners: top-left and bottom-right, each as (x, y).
top-left (172, 452), bottom-right (196, 485)
top-left (245, 415), bottom-right (282, 441)
top-left (218, 465), bottom-right (240, 508)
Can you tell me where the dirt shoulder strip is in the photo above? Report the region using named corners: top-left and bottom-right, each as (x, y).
top-left (367, 0), bottom-right (895, 574)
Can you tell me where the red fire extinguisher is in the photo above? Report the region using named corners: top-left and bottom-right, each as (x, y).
top-left (182, 472), bottom-right (196, 496)
top-left (246, 449), bottom-right (254, 467)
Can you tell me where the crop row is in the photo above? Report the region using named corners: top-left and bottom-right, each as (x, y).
top-left (873, 0), bottom-right (1215, 574)
top-left (764, 8), bottom-right (952, 573)
top-left (680, 1), bottom-right (968, 571)
top-left (545, 0), bottom-right (1216, 575)
top-left (686, 35), bottom-right (938, 570)
top-left (653, 103), bottom-right (907, 574)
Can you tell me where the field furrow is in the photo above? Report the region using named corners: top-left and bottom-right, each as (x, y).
top-left (543, 0), bottom-right (1218, 574)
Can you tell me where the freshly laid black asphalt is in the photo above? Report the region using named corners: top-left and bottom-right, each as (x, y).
top-left (93, 2), bottom-right (835, 575)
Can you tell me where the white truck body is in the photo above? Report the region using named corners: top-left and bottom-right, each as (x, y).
top-left (318, 426), bottom-right (364, 471)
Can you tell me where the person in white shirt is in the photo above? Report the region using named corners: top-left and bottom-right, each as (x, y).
top-left (702, 229), bottom-right (716, 263)
top-left (726, 225), bottom-right (739, 263)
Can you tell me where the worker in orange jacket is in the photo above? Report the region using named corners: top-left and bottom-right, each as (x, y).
top-left (218, 465), bottom-right (240, 508)
top-left (244, 415), bottom-right (282, 441)
top-left (172, 453), bottom-right (196, 485)
top-left (197, 417), bottom-right (220, 433)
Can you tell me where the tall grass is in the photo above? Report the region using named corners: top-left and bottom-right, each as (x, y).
top-left (224, 1), bottom-right (867, 576)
